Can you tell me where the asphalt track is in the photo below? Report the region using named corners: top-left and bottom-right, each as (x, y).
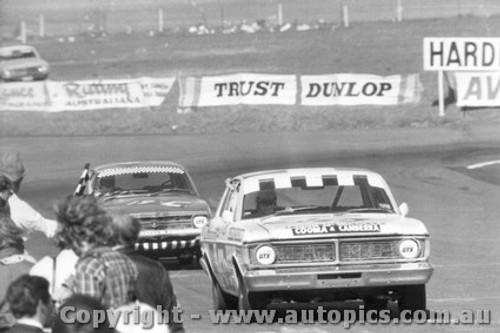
top-left (5, 123), bottom-right (500, 333)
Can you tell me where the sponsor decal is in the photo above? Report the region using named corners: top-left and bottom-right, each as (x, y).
top-left (227, 227), bottom-right (245, 242)
top-left (160, 201), bottom-right (191, 208)
top-left (292, 222), bottom-right (380, 235)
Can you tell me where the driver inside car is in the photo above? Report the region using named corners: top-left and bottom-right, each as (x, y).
top-left (99, 176), bottom-right (116, 195)
top-left (255, 189), bottom-right (278, 217)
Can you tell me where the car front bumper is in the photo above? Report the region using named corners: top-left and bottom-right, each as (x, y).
top-left (243, 262), bottom-right (433, 292)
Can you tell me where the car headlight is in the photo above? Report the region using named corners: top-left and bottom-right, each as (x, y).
top-left (398, 238), bottom-right (420, 259)
top-left (2, 69), bottom-right (11, 78)
top-left (38, 65), bottom-right (48, 73)
top-left (192, 216), bottom-right (208, 229)
top-left (255, 245), bottom-right (276, 265)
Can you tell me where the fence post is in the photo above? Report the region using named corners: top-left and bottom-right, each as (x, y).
top-left (438, 70), bottom-right (446, 117)
top-left (278, 3), bottom-right (283, 26)
top-left (20, 20), bottom-right (27, 43)
top-left (158, 8), bottom-right (164, 32)
top-left (39, 14), bottom-right (45, 38)
top-left (342, 5), bottom-right (349, 28)
top-left (396, 0), bottom-right (403, 22)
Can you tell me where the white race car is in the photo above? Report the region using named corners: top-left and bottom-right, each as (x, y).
top-left (200, 167), bottom-right (433, 316)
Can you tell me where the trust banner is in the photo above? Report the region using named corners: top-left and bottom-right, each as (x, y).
top-left (178, 73), bottom-right (298, 107)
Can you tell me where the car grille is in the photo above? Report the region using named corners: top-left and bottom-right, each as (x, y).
top-left (251, 238), bottom-right (406, 266)
top-left (339, 240), bottom-right (400, 262)
top-left (274, 243), bottom-right (336, 264)
top-left (139, 216), bottom-right (192, 230)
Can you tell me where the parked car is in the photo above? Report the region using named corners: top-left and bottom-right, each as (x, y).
top-left (200, 167), bottom-right (433, 315)
top-left (82, 161), bottom-right (211, 264)
top-left (0, 44), bottom-right (50, 82)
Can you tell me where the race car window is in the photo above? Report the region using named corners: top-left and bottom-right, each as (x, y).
top-left (221, 189), bottom-right (237, 222)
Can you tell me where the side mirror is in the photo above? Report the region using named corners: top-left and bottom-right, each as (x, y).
top-left (222, 210), bottom-right (233, 222)
top-left (399, 202), bottom-right (409, 217)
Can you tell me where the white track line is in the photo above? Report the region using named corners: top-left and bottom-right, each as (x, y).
top-left (466, 160), bottom-right (500, 170)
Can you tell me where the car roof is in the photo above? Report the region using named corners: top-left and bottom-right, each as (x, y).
top-left (93, 161), bottom-right (186, 173)
top-left (0, 44), bottom-right (37, 55)
top-left (236, 167), bottom-right (380, 180)
top-left (232, 168), bottom-right (387, 194)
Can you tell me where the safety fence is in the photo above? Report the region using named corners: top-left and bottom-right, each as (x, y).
top-left (2, 0), bottom-right (499, 40)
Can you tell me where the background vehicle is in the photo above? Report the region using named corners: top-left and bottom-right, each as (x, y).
top-left (0, 44), bottom-right (50, 82)
top-left (200, 167), bottom-right (433, 316)
top-left (83, 161), bottom-right (211, 265)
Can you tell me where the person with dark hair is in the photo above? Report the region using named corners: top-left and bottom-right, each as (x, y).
top-left (0, 216), bottom-right (36, 329)
top-left (51, 294), bottom-right (115, 333)
top-left (110, 214), bottom-right (184, 333)
top-left (0, 176), bottom-right (12, 218)
top-left (3, 275), bottom-right (53, 333)
top-left (255, 189), bottom-right (278, 217)
top-left (0, 153), bottom-right (58, 238)
top-left (54, 196), bottom-right (138, 310)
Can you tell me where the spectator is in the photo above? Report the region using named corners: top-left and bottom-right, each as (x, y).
top-left (0, 216), bottom-right (37, 329)
top-left (110, 214), bottom-right (183, 333)
top-left (52, 294), bottom-right (116, 333)
top-left (0, 152), bottom-right (58, 238)
top-left (30, 248), bottom-right (79, 307)
top-left (3, 275), bottom-right (53, 333)
top-left (0, 176), bottom-right (11, 218)
top-left (54, 196), bottom-right (138, 310)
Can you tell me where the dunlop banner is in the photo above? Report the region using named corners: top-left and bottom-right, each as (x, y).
top-left (453, 72), bottom-right (500, 107)
top-left (300, 74), bottom-right (422, 106)
top-left (178, 73), bottom-right (297, 107)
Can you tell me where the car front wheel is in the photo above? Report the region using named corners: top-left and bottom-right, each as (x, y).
top-left (212, 280), bottom-right (237, 311)
top-left (398, 284), bottom-right (426, 319)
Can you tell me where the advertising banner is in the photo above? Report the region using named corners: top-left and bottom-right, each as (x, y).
top-left (300, 74), bottom-right (422, 106)
top-left (453, 71), bottom-right (500, 107)
top-left (424, 38), bottom-right (500, 71)
top-left (179, 73), bottom-right (297, 107)
top-left (0, 77), bottom-right (176, 112)
top-left (0, 81), bottom-right (51, 111)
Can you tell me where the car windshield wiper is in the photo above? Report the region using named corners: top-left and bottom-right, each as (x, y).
top-left (343, 207), bottom-right (393, 213)
top-left (273, 205), bottom-right (326, 216)
top-left (148, 188), bottom-right (192, 196)
top-left (100, 189), bottom-right (149, 201)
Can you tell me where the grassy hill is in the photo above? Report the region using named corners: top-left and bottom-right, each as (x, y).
top-left (1, 14), bottom-right (500, 136)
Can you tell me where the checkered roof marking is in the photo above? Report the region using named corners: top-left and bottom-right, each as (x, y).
top-left (97, 166), bottom-right (185, 178)
top-left (241, 170), bottom-right (385, 194)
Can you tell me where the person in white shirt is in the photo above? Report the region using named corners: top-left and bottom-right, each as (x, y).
top-left (0, 152), bottom-right (58, 238)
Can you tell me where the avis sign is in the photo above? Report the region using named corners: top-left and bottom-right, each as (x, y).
top-left (424, 38), bottom-right (500, 71)
top-left (454, 72), bottom-right (500, 107)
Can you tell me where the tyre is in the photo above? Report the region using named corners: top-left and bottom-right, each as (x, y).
top-left (398, 284), bottom-right (426, 320)
top-left (178, 254), bottom-right (194, 265)
top-left (212, 280), bottom-right (237, 310)
top-left (237, 282), bottom-right (267, 311)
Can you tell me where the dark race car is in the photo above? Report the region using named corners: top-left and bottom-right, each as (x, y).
top-left (79, 161), bottom-right (211, 265)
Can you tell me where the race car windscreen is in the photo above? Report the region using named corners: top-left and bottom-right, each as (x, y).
top-left (96, 171), bottom-right (195, 195)
top-left (241, 179), bottom-right (393, 219)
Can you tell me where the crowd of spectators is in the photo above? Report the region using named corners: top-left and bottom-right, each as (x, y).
top-left (0, 152), bottom-right (183, 333)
